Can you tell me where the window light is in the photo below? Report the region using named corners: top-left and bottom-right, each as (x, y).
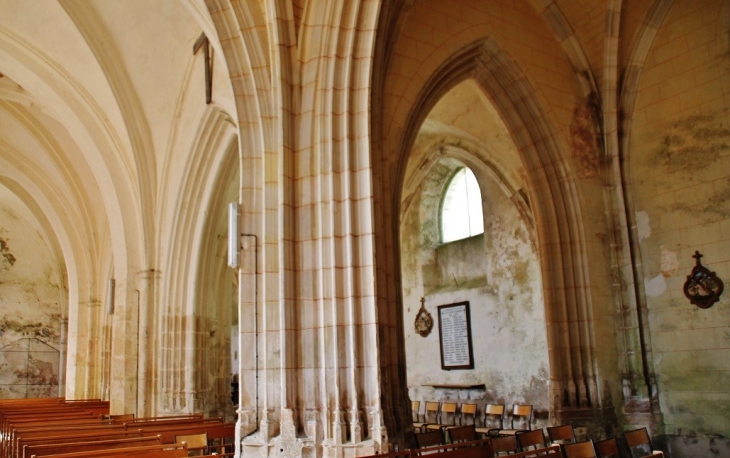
top-left (441, 167), bottom-right (484, 243)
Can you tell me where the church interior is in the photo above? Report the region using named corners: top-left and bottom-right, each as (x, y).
top-left (0, 0), bottom-right (729, 457)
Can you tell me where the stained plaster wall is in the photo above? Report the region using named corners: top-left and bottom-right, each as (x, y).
top-left (401, 158), bottom-right (549, 426)
top-left (627, 0), bottom-right (730, 454)
top-left (0, 185), bottom-right (64, 398)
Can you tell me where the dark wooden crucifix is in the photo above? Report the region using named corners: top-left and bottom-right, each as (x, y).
top-left (193, 33), bottom-right (212, 104)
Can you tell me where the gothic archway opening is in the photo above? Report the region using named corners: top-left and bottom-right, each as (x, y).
top-left (399, 80), bottom-right (550, 429)
top-left (0, 182), bottom-right (67, 399)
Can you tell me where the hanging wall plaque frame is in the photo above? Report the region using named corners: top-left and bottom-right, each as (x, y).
top-left (437, 301), bottom-right (474, 370)
top-left (414, 297), bottom-right (434, 337)
top-left (683, 251), bottom-right (724, 309)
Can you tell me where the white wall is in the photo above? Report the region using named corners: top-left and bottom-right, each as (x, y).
top-left (0, 184), bottom-right (65, 398)
top-left (401, 158), bottom-right (549, 426)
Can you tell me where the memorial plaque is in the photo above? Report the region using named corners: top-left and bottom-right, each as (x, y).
top-left (437, 301), bottom-right (474, 370)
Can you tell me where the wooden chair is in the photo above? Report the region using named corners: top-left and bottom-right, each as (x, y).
top-left (423, 402), bottom-right (458, 431)
top-left (175, 432), bottom-right (208, 456)
top-left (492, 405), bottom-right (532, 436)
top-left (458, 403), bottom-right (478, 426)
top-left (491, 435), bottom-right (519, 456)
top-left (595, 437), bottom-right (620, 458)
top-left (445, 425), bottom-right (477, 444)
top-left (486, 444), bottom-right (562, 458)
top-left (414, 438), bottom-right (493, 458)
top-left (563, 440), bottom-right (597, 458)
top-left (623, 428), bottom-right (664, 457)
top-left (412, 401), bottom-right (425, 430)
top-left (546, 424), bottom-right (576, 444)
top-left (474, 404), bottom-right (504, 437)
top-left (516, 429), bottom-right (545, 451)
top-left (415, 429), bottom-right (445, 448)
top-left (418, 401), bottom-right (440, 432)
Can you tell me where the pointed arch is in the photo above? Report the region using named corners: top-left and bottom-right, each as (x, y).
top-left (0, 22), bottom-right (147, 409)
top-left (390, 37), bottom-right (599, 413)
top-left (158, 107), bottom-right (238, 415)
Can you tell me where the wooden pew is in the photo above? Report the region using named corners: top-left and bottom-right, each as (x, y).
top-left (0, 402), bottom-right (104, 447)
top-left (8, 418), bottom-right (109, 455)
top-left (11, 414), bottom-right (218, 458)
top-left (27, 443), bottom-right (188, 458)
top-left (23, 436), bottom-right (162, 458)
top-left (0, 398), bottom-right (108, 458)
top-left (11, 425), bottom-right (127, 458)
top-left (1, 408), bottom-right (93, 437)
top-left (118, 414), bottom-right (203, 425)
top-left (135, 421), bottom-right (235, 445)
top-left (19, 431), bottom-right (145, 458)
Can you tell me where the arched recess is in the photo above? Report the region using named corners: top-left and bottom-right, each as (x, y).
top-left (391, 37), bottom-right (600, 419)
top-left (0, 177), bottom-right (69, 397)
top-left (0, 120), bottom-right (109, 401)
top-left (193, 140), bottom-right (239, 419)
top-left (157, 107), bottom-right (238, 417)
top-left (0, 21), bottom-right (149, 412)
top-left (400, 136), bottom-right (548, 418)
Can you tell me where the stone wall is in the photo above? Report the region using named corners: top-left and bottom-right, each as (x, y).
top-left (628, 0), bottom-right (730, 445)
top-left (0, 184), bottom-right (64, 398)
top-left (401, 154), bottom-right (549, 427)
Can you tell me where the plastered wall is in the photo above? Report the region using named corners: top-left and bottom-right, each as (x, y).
top-left (401, 156), bottom-right (549, 427)
top-left (628, 0), bottom-right (730, 454)
top-left (0, 185), bottom-right (64, 398)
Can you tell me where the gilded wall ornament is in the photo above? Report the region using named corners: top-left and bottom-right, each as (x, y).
top-left (683, 251), bottom-right (723, 309)
top-left (414, 297), bottom-right (433, 337)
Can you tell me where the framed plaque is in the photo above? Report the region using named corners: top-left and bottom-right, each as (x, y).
top-left (437, 301), bottom-right (474, 370)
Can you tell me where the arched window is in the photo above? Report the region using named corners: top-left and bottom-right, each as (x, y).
top-left (441, 167), bottom-right (484, 243)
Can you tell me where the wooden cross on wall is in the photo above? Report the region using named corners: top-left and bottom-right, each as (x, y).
top-left (193, 33), bottom-right (212, 104)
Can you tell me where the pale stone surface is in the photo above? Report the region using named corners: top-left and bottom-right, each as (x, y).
top-left (0, 0), bottom-right (729, 456)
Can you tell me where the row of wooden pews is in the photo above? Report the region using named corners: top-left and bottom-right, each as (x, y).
top-left (364, 439), bottom-right (561, 458)
top-left (0, 398), bottom-right (235, 458)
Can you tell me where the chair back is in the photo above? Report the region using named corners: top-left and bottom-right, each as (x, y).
top-left (547, 424), bottom-right (576, 444)
top-left (483, 404), bottom-right (505, 429)
top-left (563, 440), bottom-right (597, 458)
top-left (423, 401), bottom-right (440, 425)
top-left (595, 438), bottom-right (620, 458)
top-left (624, 428), bottom-right (651, 448)
top-left (438, 402), bottom-right (458, 426)
top-left (447, 425), bottom-right (477, 443)
top-left (415, 429), bottom-right (444, 448)
top-left (624, 428), bottom-right (662, 457)
top-left (511, 405), bottom-right (533, 430)
top-left (459, 403), bottom-right (477, 426)
top-left (516, 429), bottom-right (545, 451)
top-left (174, 432), bottom-right (207, 456)
top-left (492, 435), bottom-right (519, 455)
top-left (412, 401), bottom-right (421, 423)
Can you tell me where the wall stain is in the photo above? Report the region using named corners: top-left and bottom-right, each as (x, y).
top-left (13, 355), bottom-right (58, 385)
top-left (570, 96), bottom-right (602, 179)
top-left (667, 178), bottom-right (730, 219)
top-left (0, 236), bottom-right (16, 270)
top-left (0, 315), bottom-right (59, 340)
top-left (652, 114), bottom-right (730, 172)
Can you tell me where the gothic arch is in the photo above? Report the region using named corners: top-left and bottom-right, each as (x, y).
top-left (392, 37), bottom-right (599, 414)
top-left (0, 23), bottom-right (147, 407)
top-left (158, 107), bottom-right (238, 416)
